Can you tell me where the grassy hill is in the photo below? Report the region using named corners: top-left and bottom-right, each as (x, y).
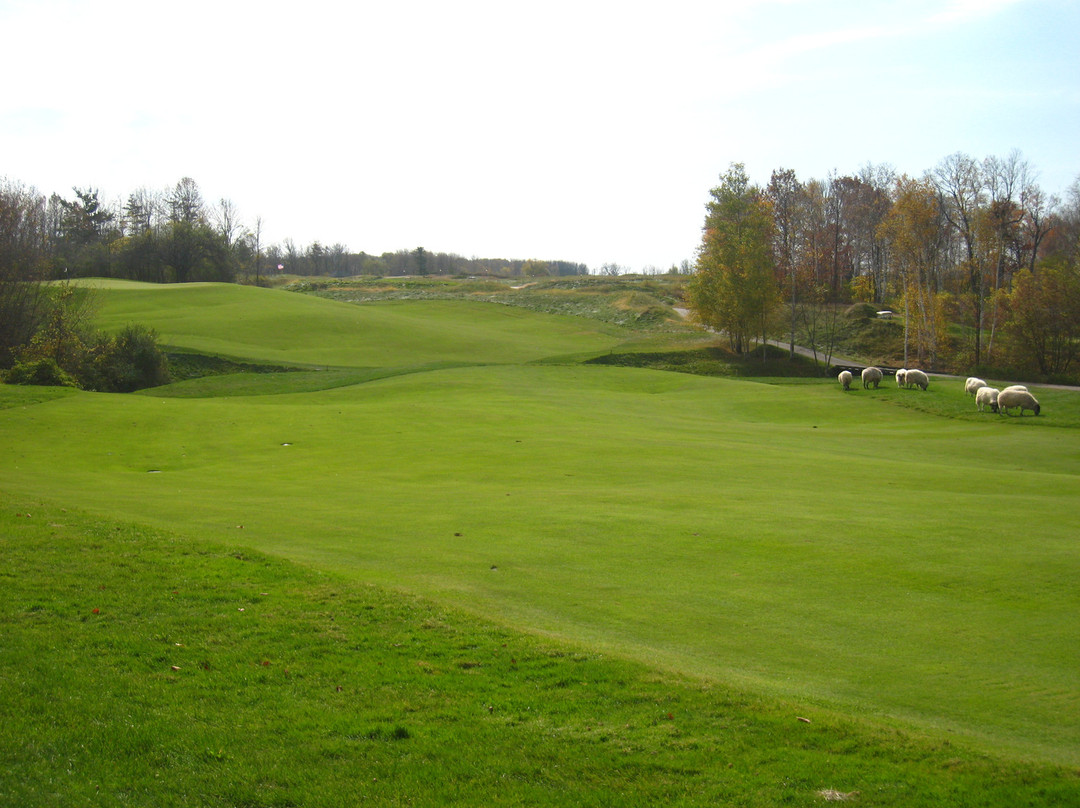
top-left (3, 280), bottom-right (1079, 805)
top-left (89, 279), bottom-right (636, 369)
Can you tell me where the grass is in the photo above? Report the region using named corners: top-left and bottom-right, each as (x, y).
top-left (87, 280), bottom-right (635, 368)
top-left (298, 273), bottom-right (693, 333)
top-left (3, 280), bottom-right (1080, 803)
top-left (586, 342), bottom-right (826, 377)
top-left (3, 498), bottom-right (1077, 807)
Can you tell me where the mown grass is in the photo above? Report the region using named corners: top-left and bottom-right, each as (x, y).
top-left (586, 342), bottom-right (825, 378)
top-left (825, 374), bottom-right (1080, 428)
top-left (87, 280), bottom-right (635, 368)
top-left (4, 363), bottom-right (1079, 770)
top-left (3, 280), bottom-right (1080, 804)
top-left (3, 498), bottom-right (1077, 807)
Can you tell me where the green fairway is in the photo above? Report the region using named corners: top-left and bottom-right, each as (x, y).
top-left (88, 279), bottom-right (630, 367)
top-left (3, 281), bottom-right (1080, 788)
top-left (7, 499), bottom-right (1077, 807)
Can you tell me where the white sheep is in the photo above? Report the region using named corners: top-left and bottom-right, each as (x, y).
top-left (903, 368), bottom-right (929, 390)
top-left (895, 368), bottom-right (907, 387)
top-left (997, 388), bottom-right (1040, 416)
top-left (861, 366), bottom-right (883, 389)
top-left (838, 370), bottom-right (853, 391)
top-left (975, 386), bottom-right (999, 413)
top-left (964, 377), bottom-right (987, 396)
top-left (1001, 384), bottom-right (1028, 393)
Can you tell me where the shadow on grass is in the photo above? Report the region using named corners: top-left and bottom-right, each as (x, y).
top-left (585, 342), bottom-right (826, 378)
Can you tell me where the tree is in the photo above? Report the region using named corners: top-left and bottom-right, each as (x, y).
top-left (878, 176), bottom-right (948, 367)
top-left (412, 246), bottom-right (428, 276)
top-left (124, 187), bottom-right (162, 236)
top-left (54, 187), bottom-right (119, 277)
top-left (688, 163), bottom-right (778, 356)
top-left (934, 152), bottom-right (988, 365)
top-left (521, 259), bottom-right (550, 277)
top-left (0, 179), bottom-right (51, 367)
top-left (215, 198), bottom-right (244, 247)
top-left (20, 281), bottom-right (98, 374)
top-left (766, 167), bottom-right (804, 359)
top-left (1001, 257), bottom-right (1080, 376)
top-left (168, 177), bottom-right (205, 225)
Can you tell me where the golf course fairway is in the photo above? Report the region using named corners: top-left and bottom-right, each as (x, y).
top-left (3, 281), bottom-right (1078, 780)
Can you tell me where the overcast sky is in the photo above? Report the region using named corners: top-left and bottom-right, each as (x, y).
top-left (2, 0), bottom-right (1077, 271)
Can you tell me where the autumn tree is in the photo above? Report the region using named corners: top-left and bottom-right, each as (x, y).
top-left (850, 163), bottom-right (895, 301)
top-left (521, 258), bottom-right (550, 277)
top-left (878, 176), bottom-right (949, 367)
top-left (766, 167), bottom-right (804, 358)
top-left (688, 163), bottom-right (778, 356)
top-left (1000, 256), bottom-right (1080, 377)
top-left (935, 152), bottom-right (993, 364)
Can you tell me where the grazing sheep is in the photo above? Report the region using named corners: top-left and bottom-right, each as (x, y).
top-left (838, 370), bottom-right (853, 391)
top-left (975, 386), bottom-right (999, 413)
top-left (895, 368), bottom-right (907, 387)
top-left (904, 368), bottom-right (929, 390)
top-left (965, 377), bottom-right (988, 396)
top-left (1001, 384), bottom-right (1029, 393)
top-left (861, 366), bottom-right (883, 389)
top-left (997, 388), bottom-right (1040, 416)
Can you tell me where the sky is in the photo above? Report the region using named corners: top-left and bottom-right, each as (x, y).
top-left (2, 0), bottom-right (1078, 272)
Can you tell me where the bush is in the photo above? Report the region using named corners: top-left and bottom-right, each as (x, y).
top-left (84, 325), bottom-right (171, 392)
top-left (844, 302), bottom-right (878, 321)
top-left (4, 357), bottom-right (80, 388)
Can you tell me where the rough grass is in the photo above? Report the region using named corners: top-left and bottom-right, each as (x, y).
top-left (299, 273), bottom-right (693, 333)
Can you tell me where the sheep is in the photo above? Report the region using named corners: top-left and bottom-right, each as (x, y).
top-left (861, 366), bottom-right (883, 389)
top-left (965, 377), bottom-right (988, 396)
top-left (997, 388), bottom-right (1040, 416)
top-left (903, 368), bottom-right (929, 390)
top-left (895, 368), bottom-right (907, 388)
top-left (1001, 384), bottom-right (1028, 394)
top-left (975, 386), bottom-right (999, 413)
top-left (838, 370), bottom-right (853, 391)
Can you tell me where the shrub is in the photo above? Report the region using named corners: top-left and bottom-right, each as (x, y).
top-left (4, 357), bottom-right (80, 388)
top-left (85, 325), bottom-right (171, 392)
top-left (844, 302), bottom-right (878, 321)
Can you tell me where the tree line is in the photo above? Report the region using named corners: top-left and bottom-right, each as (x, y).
top-left (688, 153), bottom-right (1080, 379)
top-left (0, 173), bottom-right (588, 381)
top-left (0, 174), bottom-right (587, 285)
top-left (271, 244), bottom-right (587, 280)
